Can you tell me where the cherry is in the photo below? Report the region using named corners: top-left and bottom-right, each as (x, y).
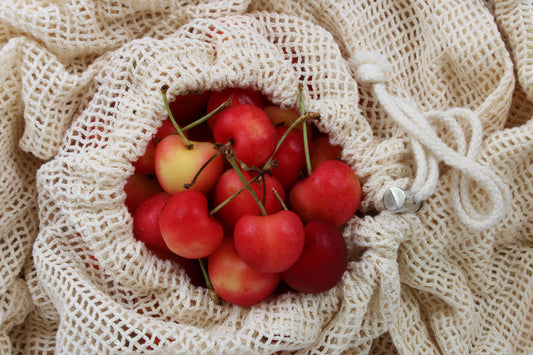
top-left (133, 192), bottom-right (171, 252)
top-left (212, 169), bottom-right (285, 230)
top-left (154, 118), bottom-right (180, 143)
top-left (133, 138), bottom-right (156, 175)
top-left (208, 237), bottom-right (280, 307)
top-left (154, 134), bottom-right (224, 195)
top-left (263, 105), bottom-right (311, 138)
top-left (206, 87), bottom-right (263, 129)
top-left (310, 136), bottom-right (342, 171)
top-left (270, 126), bottom-right (307, 191)
top-left (212, 104), bottom-right (278, 168)
top-left (159, 190), bottom-right (224, 259)
top-left (290, 160), bottom-right (361, 228)
top-left (124, 173), bottom-right (163, 214)
top-left (282, 220), bottom-right (348, 293)
top-left (233, 210), bottom-right (305, 273)
top-left (168, 90), bottom-right (210, 125)
top-left (151, 249), bottom-right (205, 287)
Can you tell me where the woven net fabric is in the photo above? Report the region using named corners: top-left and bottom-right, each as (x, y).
top-left (1, 0), bottom-right (532, 354)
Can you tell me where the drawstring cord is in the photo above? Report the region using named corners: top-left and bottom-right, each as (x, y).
top-left (349, 50), bottom-right (510, 230)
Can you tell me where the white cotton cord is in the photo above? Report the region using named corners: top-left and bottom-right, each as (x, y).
top-left (409, 138), bottom-right (439, 203)
top-left (374, 83), bottom-right (509, 230)
top-left (348, 50), bottom-right (510, 230)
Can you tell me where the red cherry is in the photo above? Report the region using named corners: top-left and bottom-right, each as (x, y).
top-left (133, 192), bottom-right (171, 252)
top-left (159, 190), bottom-right (224, 259)
top-left (206, 87), bottom-right (263, 129)
top-left (133, 138), bottom-right (156, 175)
top-left (151, 249), bottom-right (205, 287)
top-left (154, 118), bottom-right (179, 143)
top-left (270, 126), bottom-right (307, 191)
top-left (168, 91), bottom-right (210, 125)
top-left (234, 210), bottom-right (305, 273)
top-left (310, 136), bottom-right (342, 171)
top-left (124, 173), bottom-right (163, 214)
top-left (290, 160), bottom-right (361, 228)
top-left (212, 169), bottom-right (284, 230)
top-left (212, 104), bottom-right (277, 168)
top-left (263, 105), bottom-right (311, 138)
top-left (282, 220), bottom-right (348, 293)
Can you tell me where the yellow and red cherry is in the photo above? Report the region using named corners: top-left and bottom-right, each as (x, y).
top-left (154, 134), bottom-right (224, 195)
top-left (208, 238), bottom-right (280, 307)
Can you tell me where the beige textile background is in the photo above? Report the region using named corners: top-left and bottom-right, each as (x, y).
top-left (1, 0), bottom-right (532, 354)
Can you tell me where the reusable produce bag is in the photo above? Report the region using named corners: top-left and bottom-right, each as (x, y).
top-left (1, 0), bottom-right (532, 353)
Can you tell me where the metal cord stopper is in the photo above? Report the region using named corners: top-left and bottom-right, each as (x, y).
top-left (384, 187), bottom-right (424, 213)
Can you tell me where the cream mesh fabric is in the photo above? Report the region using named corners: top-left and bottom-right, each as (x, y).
top-left (1, 0), bottom-right (532, 354)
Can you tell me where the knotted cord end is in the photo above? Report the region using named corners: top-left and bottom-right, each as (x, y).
top-left (348, 50), bottom-right (392, 85)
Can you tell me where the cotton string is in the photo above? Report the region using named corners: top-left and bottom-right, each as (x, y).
top-left (349, 50), bottom-right (510, 230)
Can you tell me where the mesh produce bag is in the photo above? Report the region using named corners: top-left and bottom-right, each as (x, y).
top-left (1, 0), bottom-right (532, 354)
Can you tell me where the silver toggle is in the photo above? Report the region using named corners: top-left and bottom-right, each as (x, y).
top-left (384, 187), bottom-right (424, 213)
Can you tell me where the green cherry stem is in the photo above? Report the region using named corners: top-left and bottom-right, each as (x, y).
top-left (272, 187), bottom-right (288, 211)
top-left (298, 84), bottom-right (313, 176)
top-left (209, 173), bottom-right (263, 217)
top-left (225, 149), bottom-right (268, 216)
top-left (303, 117), bottom-right (312, 176)
top-left (261, 113), bottom-right (307, 172)
top-left (161, 85), bottom-right (192, 149)
top-left (181, 95), bottom-right (233, 132)
top-left (299, 84), bottom-right (306, 115)
top-left (198, 258), bottom-right (221, 305)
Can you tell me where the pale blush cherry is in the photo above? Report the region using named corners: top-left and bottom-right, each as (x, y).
top-left (154, 134), bottom-right (224, 195)
top-left (208, 238), bottom-right (280, 307)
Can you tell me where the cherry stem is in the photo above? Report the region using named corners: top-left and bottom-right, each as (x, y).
top-left (161, 85), bottom-right (192, 149)
top-left (261, 113), bottom-right (306, 171)
top-left (298, 84), bottom-right (313, 176)
top-left (209, 173), bottom-right (263, 216)
top-left (198, 258), bottom-right (221, 305)
top-left (181, 96), bottom-right (233, 132)
top-left (299, 84), bottom-right (306, 115)
top-left (272, 187), bottom-right (288, 210)
top-left (183, 149), bottom-right (222, 190)
top-left (224, 148), bottom-right (268, 216)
